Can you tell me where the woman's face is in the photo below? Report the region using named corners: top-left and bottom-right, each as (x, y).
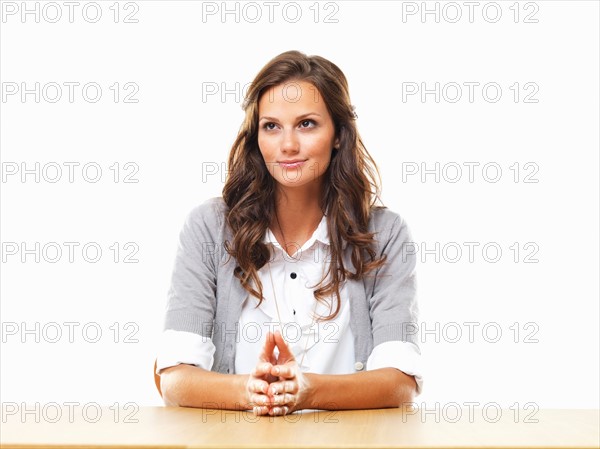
top-left (257, 80), bottom-right (339, 192)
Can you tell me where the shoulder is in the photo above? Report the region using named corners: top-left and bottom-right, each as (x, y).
top-left (188, 196), bottom-right (228, 220)
top-left (184, 196), bottom-right (229, 239)
top-left (367, 205), bottom-right (414, 248)
top-left (368, 205), bottom-right (405, 232)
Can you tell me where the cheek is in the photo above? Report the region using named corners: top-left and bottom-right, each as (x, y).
top-left (310, 141), bottom-right (333, 174)
top-left (309, 135), bottom-right (335, 160)
top-left (257, 134), bottom-right (272, 158)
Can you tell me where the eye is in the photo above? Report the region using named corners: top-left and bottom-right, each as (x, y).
top-left (299, 119), bottom-right (316, 128)
top-left (262, 122), bottom-right (277, 130)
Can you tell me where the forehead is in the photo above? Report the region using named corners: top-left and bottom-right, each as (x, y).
top-left (258, 80), bottom-right (327, 115)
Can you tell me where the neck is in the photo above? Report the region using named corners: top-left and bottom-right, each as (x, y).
top-left (272, 182), bottom-right (325, 252)
top-left (275, 177), bottom-right (325, 212)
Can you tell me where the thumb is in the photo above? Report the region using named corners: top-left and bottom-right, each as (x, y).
top-left (273, 330), bottom-right (295, 362)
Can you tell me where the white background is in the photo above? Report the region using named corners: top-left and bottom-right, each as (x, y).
top-left (1, 0), bottom-right (598, 411)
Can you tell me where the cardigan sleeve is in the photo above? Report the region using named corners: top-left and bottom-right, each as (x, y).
top-left (368, 213), bottom-right (419, 348)
top-left (162, 200), bottom-right (220, 341)
top-left (367, 212), bottom-right (422, 392)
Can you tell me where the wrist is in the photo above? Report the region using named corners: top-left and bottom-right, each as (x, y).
top-left (236, 374), bottom-right (253, 410)
top-left (299, 372), bottom-right (317, 410)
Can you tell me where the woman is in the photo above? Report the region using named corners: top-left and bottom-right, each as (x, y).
top-left (156, 50), bottom-right (422, 416)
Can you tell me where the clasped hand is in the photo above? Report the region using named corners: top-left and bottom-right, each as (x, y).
top-left (244, 331), bottom-right (308, 416)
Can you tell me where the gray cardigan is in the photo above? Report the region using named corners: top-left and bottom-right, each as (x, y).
top-left (163, 196), bottom-right (419, 375)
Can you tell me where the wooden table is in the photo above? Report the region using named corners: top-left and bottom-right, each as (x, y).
top-left (1, 406), bottom-right (598, 448)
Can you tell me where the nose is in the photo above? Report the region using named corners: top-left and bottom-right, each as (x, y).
top-left (281, 129), bottom-right (299, 153)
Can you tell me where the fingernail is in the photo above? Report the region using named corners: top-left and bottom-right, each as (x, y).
top-left (274, 367), bottom-right (280, 375)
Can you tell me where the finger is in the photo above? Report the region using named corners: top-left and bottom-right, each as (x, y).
top-left (252, 405), bottom-right (270, 416)
top-left (272, 331), bottom-right (296, 363)
top-left (251, 393), bottom-right (271, 407)
top-left (270, 393), bottom-right (296, 406)
top-left (271, 364), bottom-right (295, 379)
top-left (258, 332), bottom-right (277, 363)
top-left (250, 380), bottom-right (269, 394)
top-left (269, 405), bottom-right (290, 416)
top-left (251, 362), bottom-right (273, 378)
top-left (268, 380), bottom-right (297, 396)
top-left (269, 406), bottom-right (286, 416)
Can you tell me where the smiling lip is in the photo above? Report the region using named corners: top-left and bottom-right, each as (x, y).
top-left (278, 160), bottom-right (307, 168)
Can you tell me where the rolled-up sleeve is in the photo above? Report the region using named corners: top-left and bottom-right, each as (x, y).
top-left (366, 341), bottom-right (423, 395)
top-left (156, 330), bottom-right (216, 375)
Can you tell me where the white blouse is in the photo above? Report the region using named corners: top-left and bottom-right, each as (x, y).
top-left (157, 214), bottom-right (423, 394)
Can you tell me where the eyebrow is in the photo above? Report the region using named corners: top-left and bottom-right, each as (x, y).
top-left (259, 113), bottom-right (322, 122)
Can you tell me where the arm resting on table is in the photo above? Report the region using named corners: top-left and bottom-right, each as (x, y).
top-left (302, 367), bottom-right (417, 410)
top-left (160, 364), bottom-right (250, 410)
top-left (160, 364), bottom-right (416, 411)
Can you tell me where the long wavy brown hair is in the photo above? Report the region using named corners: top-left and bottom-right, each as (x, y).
top-left (222, 50), bottom-right (388, 321)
